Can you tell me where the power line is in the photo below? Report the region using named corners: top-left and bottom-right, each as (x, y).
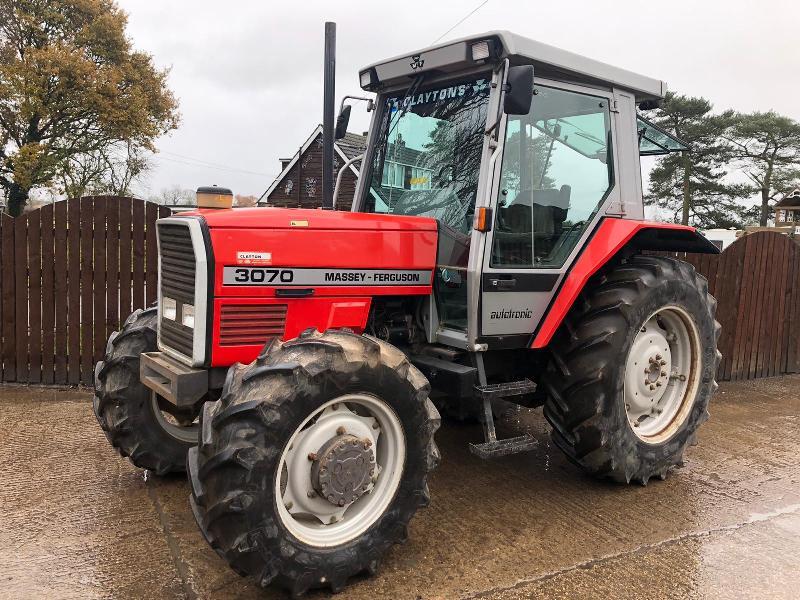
top-left (158, 150), bottom-right (272, 176)
top-left (431, 0), bottom-right (491, 45)
top-left (153, 154), bottom-right (272, 177)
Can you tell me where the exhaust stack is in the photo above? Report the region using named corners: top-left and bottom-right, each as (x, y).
top-left (322, 21), bottom-right (336, 210)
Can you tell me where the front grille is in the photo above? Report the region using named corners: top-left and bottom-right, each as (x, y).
top-left (158, 222), bottom-right (196, 358)
top-left (220, 304), bottom-right (287, 346)
top-left (158, 223), bottom-right (196, 303)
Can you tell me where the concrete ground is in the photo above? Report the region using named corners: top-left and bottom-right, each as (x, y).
top-left (1, 378), bottom-right (799, 600)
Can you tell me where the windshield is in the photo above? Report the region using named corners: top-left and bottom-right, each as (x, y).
top-left (363, 73), bottom-right (492, 234)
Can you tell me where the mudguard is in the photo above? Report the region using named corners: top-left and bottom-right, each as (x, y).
top-left (530, 218), bottom-right (719, 349)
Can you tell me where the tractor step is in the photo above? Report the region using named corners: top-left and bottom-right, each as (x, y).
top-left (474, 379), bottom-right (537, 400)
top-left (469, 434), bottom-right (538, 459)
top-left (470, 378), bottom-right (539, 459)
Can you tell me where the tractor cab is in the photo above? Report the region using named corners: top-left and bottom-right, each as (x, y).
top-left (350, 31), bottom-right (688, 350)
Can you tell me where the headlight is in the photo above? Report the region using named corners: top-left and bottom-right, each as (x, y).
top-left (162, 297), bottom-right (176, 320)
top-left (182, 303), bottom-right (195, 328)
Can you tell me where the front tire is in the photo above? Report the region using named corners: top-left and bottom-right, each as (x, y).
top-left (543, 255), bottom-right (721, 484)
top-left (93, 307), bottom-right (199, 474)
top-left (188, 329), bottom-right (440, 596)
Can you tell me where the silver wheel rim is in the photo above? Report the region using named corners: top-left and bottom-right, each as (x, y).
top-left (150, 393), bottom-right (199, 443)
top-left (623, 306), bottom-right (701, 444)
top-left (276, 394), bottom-right (406, 547)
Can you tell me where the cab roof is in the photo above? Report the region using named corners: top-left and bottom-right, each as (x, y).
top-left (359, 30), bottom-right (666, 102)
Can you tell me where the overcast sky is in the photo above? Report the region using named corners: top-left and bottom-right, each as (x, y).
top-left (116, 0), bottom-right (800, 200)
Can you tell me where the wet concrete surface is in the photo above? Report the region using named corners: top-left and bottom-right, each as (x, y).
top-left (1, 378), bottom-right (799, 599)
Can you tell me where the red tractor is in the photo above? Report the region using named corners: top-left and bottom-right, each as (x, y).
top-left (94, 31), bottom-right (720, 596)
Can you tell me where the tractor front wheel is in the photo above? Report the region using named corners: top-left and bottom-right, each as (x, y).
top-left (93, 307), bottom-right (200, 474)
top-left (188, 329), bottom-right (440, 596)
top-left (543, 255), bottom-right (721, 484)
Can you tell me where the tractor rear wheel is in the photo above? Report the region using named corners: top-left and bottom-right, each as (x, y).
top-left (93, 307), bottom-right (200, 474)
top-left (188, 329), bottom-right (440, 596)
top-left (543, 255), bottom-right (721, 484)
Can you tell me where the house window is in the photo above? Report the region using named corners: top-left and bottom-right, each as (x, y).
top-left (380, 160), bottom-right (433, 190)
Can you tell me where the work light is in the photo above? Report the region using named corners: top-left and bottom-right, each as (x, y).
top-left (471, 41), bottom-right (491, 61)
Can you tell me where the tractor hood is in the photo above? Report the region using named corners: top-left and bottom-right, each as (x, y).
top-left (178, 207), bottom-right (440, 301)
top-left (186, 206), bottom-right (438, 232)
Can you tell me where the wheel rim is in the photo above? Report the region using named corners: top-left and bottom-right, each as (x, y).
top-left (276, 394), bottom-right (406, 547)
top-left (623, 306), bottom-right (701, 443)
top-left (150, 393), bottom-right (199, 443)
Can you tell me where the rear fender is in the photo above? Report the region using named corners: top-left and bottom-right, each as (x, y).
top-left (530, 218), bottom-right (718, 349)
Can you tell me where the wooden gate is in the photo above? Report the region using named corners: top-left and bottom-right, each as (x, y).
top-left (0, 197), bottom-right (169, 385)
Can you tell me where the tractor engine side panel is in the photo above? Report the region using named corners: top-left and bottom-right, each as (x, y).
top-left (207, 225), bottom-right (438, 366)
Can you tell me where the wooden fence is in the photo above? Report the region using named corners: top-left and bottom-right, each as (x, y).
top-left (0, 197), bottom-right (169, 385)
top-left (0, 203), bottom-right (797, 385)
top-left (666, 230), bottom-right (800, 381)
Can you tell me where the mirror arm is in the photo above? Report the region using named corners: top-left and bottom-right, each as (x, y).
top-left (485, 59), bottom-right (510, 143)
top-left (339, 95), bottom-right (375, 113)
top-left (332, 153), bottom-right (365, 210)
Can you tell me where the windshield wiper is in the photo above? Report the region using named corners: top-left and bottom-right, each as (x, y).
top-left (374, 74), bottom-right (426, 185)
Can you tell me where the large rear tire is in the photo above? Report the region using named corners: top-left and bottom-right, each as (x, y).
top-left (93, 307), bottom-right (199, 474)
top-left (543, 255), bottom-right (721, 484)
top-left (188, 329), bottom-right (440, 596)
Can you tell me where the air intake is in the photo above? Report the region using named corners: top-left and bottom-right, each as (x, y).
top-left (219, 304), bottom-right (288, 346)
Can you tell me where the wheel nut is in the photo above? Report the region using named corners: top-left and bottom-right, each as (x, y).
top-left (338, 498), bottom-right (345, 507)
top-left (660, 360), bottom-right (666, 366)
top-left (336, 426), bottom-right (346, 435)
top-left (307, 490), bottom-right (316, 498)
top-left (649, 384), bottom-right (656, 390)
top-left (372, 421), bottom-right (379, 430)
top-left (332, 404), bottom-right (339, 410)
top-left (656, 382), bottom-right (662, 387)
top-left (656, 354), bottom-right (662, 360)
top-left (661, 371), bottom-right (667, 377)
top-left (329, 515), bottom-right (339, 524)
top-left (308, 452), bottom-right (317, 461)
top-left (285, 501), bottom-right (293, 510)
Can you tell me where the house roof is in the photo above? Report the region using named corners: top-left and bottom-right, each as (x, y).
top-left (259, 128), bottom-right (368, 203)
top-left (776, 188), bottom-right (800, 207)
top-left (336, 132), bottom-right (367, 162)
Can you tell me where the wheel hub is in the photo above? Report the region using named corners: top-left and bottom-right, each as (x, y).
top-left (623, 307), bottom-right (700, 442)
top-left (311, 434), bottom-right (376, 507)
top-left (625, 328), bottom-right (671, 414)
top-left (276, 394), bottom-right (406, 547)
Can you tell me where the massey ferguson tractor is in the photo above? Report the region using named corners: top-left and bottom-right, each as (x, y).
top-left (94, 31), bottom-right (720, 596)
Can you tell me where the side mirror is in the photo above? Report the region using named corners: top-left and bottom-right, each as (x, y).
top-left (335, 105), bottom-right (351, 139)
top-left (503, 65), bottom-right (534, 115)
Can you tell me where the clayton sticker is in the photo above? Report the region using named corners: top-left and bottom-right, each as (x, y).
top-left (237, 251), bottom-right (272, 265)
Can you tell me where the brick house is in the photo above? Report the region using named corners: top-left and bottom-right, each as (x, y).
top-left (774, 188), bottom-right (800, 226)
top-left (258, 125), bottom-right (367, 210)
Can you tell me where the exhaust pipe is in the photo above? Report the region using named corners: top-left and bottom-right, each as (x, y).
top-left (322, 21), bottom-right (336, 209)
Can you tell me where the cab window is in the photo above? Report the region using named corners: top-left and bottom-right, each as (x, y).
top-left (491, 85), bottom-right (613, 268)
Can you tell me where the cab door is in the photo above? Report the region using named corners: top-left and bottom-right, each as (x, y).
top-left (480, 79), bottom-right (617, 341)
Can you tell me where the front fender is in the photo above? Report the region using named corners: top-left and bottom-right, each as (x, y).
top-left (530, 218), bottom-right (718, 349)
